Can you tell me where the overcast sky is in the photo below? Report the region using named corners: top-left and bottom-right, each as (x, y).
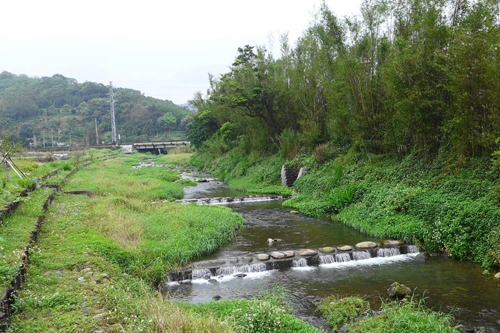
top-left (0, 0), bottom-right (362, 105)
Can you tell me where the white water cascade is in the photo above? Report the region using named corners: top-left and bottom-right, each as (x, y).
top-left (192, 268), bottom-right (212, 279)
top-left (292, 258), bottom-right (308, 267)
top-left (335, 253), bottom-right (352, 262)
top-left (352, 251), bottom-right (371, 260)
top-left (377, 248), bottom-right (401, 257)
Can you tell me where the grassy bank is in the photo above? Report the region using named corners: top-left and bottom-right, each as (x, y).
top-left (284, 152), bottom-right (500, 269)
top-left (191, 149), bottom-right (293, 196)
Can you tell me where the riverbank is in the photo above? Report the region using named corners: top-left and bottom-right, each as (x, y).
top-left (191, 149), bottom-right (500, 271)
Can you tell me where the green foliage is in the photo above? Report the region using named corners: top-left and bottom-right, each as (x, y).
top-left (347, 299), bottom-right (460, 333)
top-left (187, 290), bottom-right (323, 333)
top-left (285, 152), bottom-right (500, 268)
top-left (317, 296), bottom-right (370, 331)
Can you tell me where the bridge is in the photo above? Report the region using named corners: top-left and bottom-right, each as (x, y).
top-left (133, 140), bottom-right (190, 154)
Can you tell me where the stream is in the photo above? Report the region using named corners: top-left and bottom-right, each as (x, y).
top-left (167, 170), bottom-right (500, 332)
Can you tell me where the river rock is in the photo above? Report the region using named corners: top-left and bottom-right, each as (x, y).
top-left (235, 273), bottom-right (247, 278)
top-left (355, 241), bottom-right (378, 250)
top-left (387, 282), bottom-right (412, 299)
top-left (414, 252), bottom-right (431, 262)
top-left (495, 272), bottom-right (500, 279)
top-left (298, 249), bottom-right (317, 257)
top-left (283, 250), bottom-right (295, 258)
top-left (257, 253), bottom-right (270, 261)
top-left (337, 245), bottom-right (353, 251)
top-left (271, 251), bottom-right (285, 259)
top-left (320, 247), bottom-right (335, 253)
top-left (383, 239), bottom-right (405, 246)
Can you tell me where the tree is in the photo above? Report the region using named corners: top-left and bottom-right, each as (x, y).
top-left (162, 112), bottom-right (176, 139)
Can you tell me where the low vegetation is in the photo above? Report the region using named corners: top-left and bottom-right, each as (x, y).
top-left (318, 296), bottom-right (459, 333)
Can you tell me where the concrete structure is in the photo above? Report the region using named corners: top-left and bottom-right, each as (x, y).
top-left (133, 140), bottom-right (190, 154)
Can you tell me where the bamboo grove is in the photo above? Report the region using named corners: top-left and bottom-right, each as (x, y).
top-left (188, 0), bottom-right (500, 160)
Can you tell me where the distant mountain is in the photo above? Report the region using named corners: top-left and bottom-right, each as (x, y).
top-left (0, 71), bottom-right (193, 146)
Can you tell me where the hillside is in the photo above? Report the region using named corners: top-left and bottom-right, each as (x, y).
top-left (0, 71), bottom-right (192, 146)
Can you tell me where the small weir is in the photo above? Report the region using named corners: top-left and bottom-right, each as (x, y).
top-left (168, 244), bottom-right (419, 283)
top-left (177, 194), bottom-right (284, 205)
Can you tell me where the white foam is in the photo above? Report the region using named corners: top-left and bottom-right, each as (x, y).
top-left (291, 266), bottom-right (317, 272)
top-left (320, 253), bottom-right (418, 269)
top-left (166, 281), bottom-right (180, 287)
top-left (191, 279), bottom-right (211, 285)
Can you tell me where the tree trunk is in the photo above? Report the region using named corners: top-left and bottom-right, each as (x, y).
top-left (5, 160), bottom-right (10, 182)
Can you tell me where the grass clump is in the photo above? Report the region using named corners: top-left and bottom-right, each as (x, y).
top-left (186, 290), bottom-right (323, 333)
top-left (317, 296), bottom-right (370, 331)
top-left (347, 299), bottom-right (460, 333)
top-left (318, 296), bottom-right (459, 333)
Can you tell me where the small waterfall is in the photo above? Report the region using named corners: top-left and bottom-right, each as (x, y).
top-left (292, 258), bottom-right (308, 267)
top-left (407, 245), bottom-right (419, 253)
top-left (377, 248), bottom-right (401, 257)
top-left (215, 263), bottom-right (267, 276)
top-left (319, 255), bottom-right (335, 264)
top-left (192, 268), bottom-right (212, 279)
top-left (352, 251), bottom-right (371, 260)
top-left (237, 263), bottom-right (267, 273)
top-left (335, 253), bottom-right (351, 262)
top-left (215, 266), bottom-right (236, 275)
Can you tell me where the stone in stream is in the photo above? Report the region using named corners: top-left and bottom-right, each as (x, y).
top-left (298, 249), bottom-right (317, 257)
top-left (355, 241), bottom-right (378, 250)
top-left (320, 247), bottom-right (335, 253)
top-left (271, 251), bottom-right (285, 259)
top-left (235, 273), bottom-right (247, 278)
top-left (337, 245), bottom-right (353, 251)
top-left (387, 282), bottom-right (412, 299)
top-left (383, 239), bottom-right (405, 246)
top-left (257, 253), bottom-right (270, 261)
top-left (283, 250), bottom-right (295, 258)
top-left (414, 252), bottom-right (431, 262)
top-left (495, 272), bottom-right (500, 279)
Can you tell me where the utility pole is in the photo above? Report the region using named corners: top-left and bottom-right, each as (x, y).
top-left (109, 81), bottom-right (117, 145)
top-left (95, 118), bottom-right (99, 145)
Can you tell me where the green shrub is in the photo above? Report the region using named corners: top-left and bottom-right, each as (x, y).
top-left (347, 299), bottom-right (460, 333)
top-left (317, 296), bottom-right (370, 331)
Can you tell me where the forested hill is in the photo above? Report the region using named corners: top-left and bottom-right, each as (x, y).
top-left (0, 71), bottom-right (192, 146)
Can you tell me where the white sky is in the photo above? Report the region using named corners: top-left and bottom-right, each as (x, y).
top-left (0, 0), bottom-right (362, 105)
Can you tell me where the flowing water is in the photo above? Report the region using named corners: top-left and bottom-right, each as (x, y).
top-left (167, 172), bottom-right (500, 332)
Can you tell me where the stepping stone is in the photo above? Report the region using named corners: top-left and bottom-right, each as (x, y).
top-left (298, 249), bottom-right (317, 257)
top-left (337, 245), bottom-right (353, 251)
top-left (257, 253), bottom-right (270, 261)
top-left (355, 241), bottom-right (378, 250)
top-left (271, 251), bottom-right (285, 259)
top-left (320, 247), bottom-right (335, 253)
top-left (283, 250), bottom-right (295, 258)
top-left (383, 239), bottom-right (405, 246)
